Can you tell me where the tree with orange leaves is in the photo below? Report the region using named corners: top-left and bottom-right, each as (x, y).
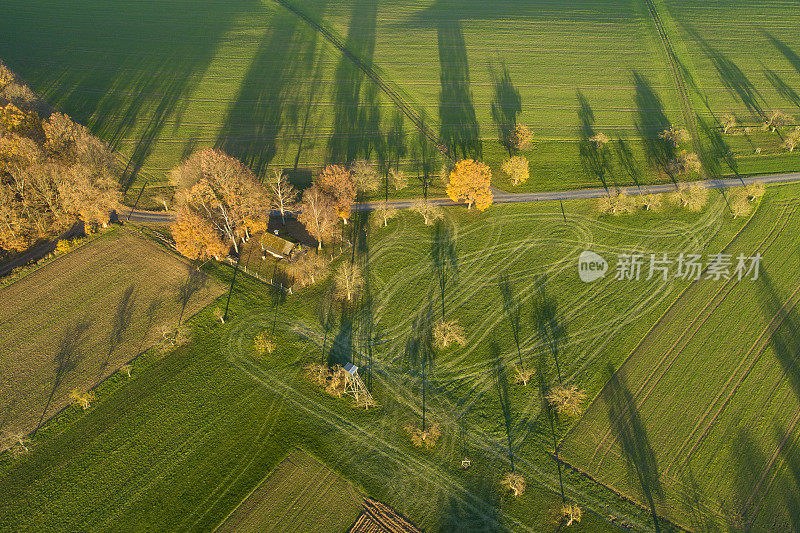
top-left (446, 159), bottom-right (493, 210)
top-left (171, 206), bottom-right (228, 260)
top-left (298, 184), bottom-right (338, 251)
top-left (317, 164), bottom-right (356, 224)
top-left (170, 149), bottom-right (268, 254)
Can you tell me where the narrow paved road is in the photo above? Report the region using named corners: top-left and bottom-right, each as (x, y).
top-left (126, 171), bottom-right (800, 223)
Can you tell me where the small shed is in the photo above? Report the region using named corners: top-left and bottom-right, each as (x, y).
top-left (343, 362), bottom-right (358, 376)
top-left (260, 231), bottom-right (300, 260)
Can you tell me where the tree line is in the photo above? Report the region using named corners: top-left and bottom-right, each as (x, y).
top-left (0, 61), bottom-right (120, 255)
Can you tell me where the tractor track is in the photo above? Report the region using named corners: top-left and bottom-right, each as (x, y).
top-left (643, 0), bottom-right (703, 159)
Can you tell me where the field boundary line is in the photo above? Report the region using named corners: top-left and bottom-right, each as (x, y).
top-left (590, 202), bottom-right (794, 469)
top-left (183, 396), bottom-right (285, 530)
top-left (211, 447), bottom-right (307, 533)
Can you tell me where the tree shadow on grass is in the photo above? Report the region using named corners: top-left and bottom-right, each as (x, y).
top-left (604, 364), bottom-right (663, 532)
top-left (615, 137), bottom-right (643, 189)
top-left (327, 0), bottom-right (381, 164)
top-left (697, 115), bottom-right (738, 179)
top-left (490, 341), bottom-right (516, 471)
top-left (763, 68), bottom-right (800, 109)
top-left (430, 219), bottom-right (458, 322)
top-left (215, 10), bottom-right (304, 176)
top-left (176, 261), bottom-right (207, 326)
top-left (490, 65), bottom-right (522, 157)
top-left (758, 270), bottom-right (800, 402)
top-left (440, 472), bottom-right (501, 532)
top-left (576, 90), bottom-right (613, 191)
top-left (36, 320), bottom-right (90, 431)
top-left (438, 17), bottom-right (481, 160)
top-left (763, 31), bottom-right (800, 79)
top-left (498, 273), bottom-right (523, 369)
top-left (689, 28), bottom-right (764, 120)
top-left (632, 71), bottom-right (675, 184)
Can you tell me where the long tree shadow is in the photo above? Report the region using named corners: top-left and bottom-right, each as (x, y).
top-left (604, 364), bottom-right (663, 532)
top-left (615, 137), bottom-right (643, 189)
top-left (491, 65), bottom-right (522, 157)
top-left (576, 90), bottom-right (613, 191)
top-left (633, 71), bottom-right (676, 183)
top-left (430, 219), bottom-right (458, 322)
top-left (404, 305), bottom-right (436, 431)
top-left (697, 115), bottom-right (738, 179)
top-left (490, 341), bottom-right (516, 471)
top-left (176, 261), bottom-right (207, 326)
top-left (725, 427), bottom-right (767, 530)
top-left (413, 121), bottom-right (439, 199)
top-left (764, 31), bottom-right (800, 79)
top-left (758, 270), bottom-right (800, 401)
top-left (327, 0), bottom-right (380, 164)
top-left (30, 0), bottom-right (256, 190)
top-left (776, 424), bottom-right (800, 532)
top-left (440, 471), bottom-right (501, 532)
top-left (498, 273), bottom-right (524, 369)
top-left (690, 29), bottom-right (764, 120)
top-left (437, 16), bottom-right (481, 160)
top-left (102, 284), bottom-right (137, 373)
top-left (763, 68), bottom-right (800, 109)
top-left (215, 10), bottom-right (304, 176)
top-left (36, 320), bottom-right (90, 431)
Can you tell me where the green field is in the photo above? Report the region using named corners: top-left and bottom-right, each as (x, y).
top-left (0, 227), bottom-right (225, 437)
top-left (3, 0), bottom-right (798, 197)
top-left (561, 184), bottom-right (800, 531)
top-left (217, 448), bottom-right (364, 532)
top-left (2, 184), bottom-right (775, 531)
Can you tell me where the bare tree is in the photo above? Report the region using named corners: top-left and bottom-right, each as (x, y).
top-left (266, 169), bottom-right (298, 225)
top-left (334, 262), bottom-right (364, 302)
top-left (410, 198), bottom-right (444, 226)
top-left (432, 319), bottom-right (466, 348)
top-left (764, 110), bottom-right (793, 132)
top-left (388, 167), bottom-right (408, 191)
top-left (721, 113), bottom-right (737, 134)
top-left (298, 184), bottom-right (338, 251)
top-left (501, 472), bottom-right (526, 497)
top-left (350, 160), bottom-right (381, 193)
top-left (373, 202), bottom-right (398, 227)
top-left (782, 126), bottom-right (800, 153)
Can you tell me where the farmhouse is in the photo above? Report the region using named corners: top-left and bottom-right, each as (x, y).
top-left (260, 231), bottom-right (300, 260)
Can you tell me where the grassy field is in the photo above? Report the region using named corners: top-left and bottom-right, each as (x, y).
top-left (0, 184), bottom-right (768, 531)
top-left (0, 226), bottom-right (224, 437)
top-left (561, 184), bottom-right (800, 531)
top-left (216, 448), bottom-right (364, 532)
top-left (6, 0), bottom-right (798, 197)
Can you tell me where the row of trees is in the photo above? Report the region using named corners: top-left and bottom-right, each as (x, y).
top-left (0, 61), bottom-right (120, 254)
top-left (171, 147), bottom-right (501, 261)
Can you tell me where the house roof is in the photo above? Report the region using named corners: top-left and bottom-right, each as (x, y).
top-left (343, 362), bottom-right (358, 375)
top-left (260, 232), bottom-right (296, 257)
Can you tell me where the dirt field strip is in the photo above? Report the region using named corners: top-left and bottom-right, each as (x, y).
top-left (0, 226), bottom-right (225, 437)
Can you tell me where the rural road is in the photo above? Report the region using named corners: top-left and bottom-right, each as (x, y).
top-left (126, 171), bottom-right (800, 224)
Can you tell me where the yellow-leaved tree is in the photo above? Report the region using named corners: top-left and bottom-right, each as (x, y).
top-left (446, 159), bottom-right (493, 210)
